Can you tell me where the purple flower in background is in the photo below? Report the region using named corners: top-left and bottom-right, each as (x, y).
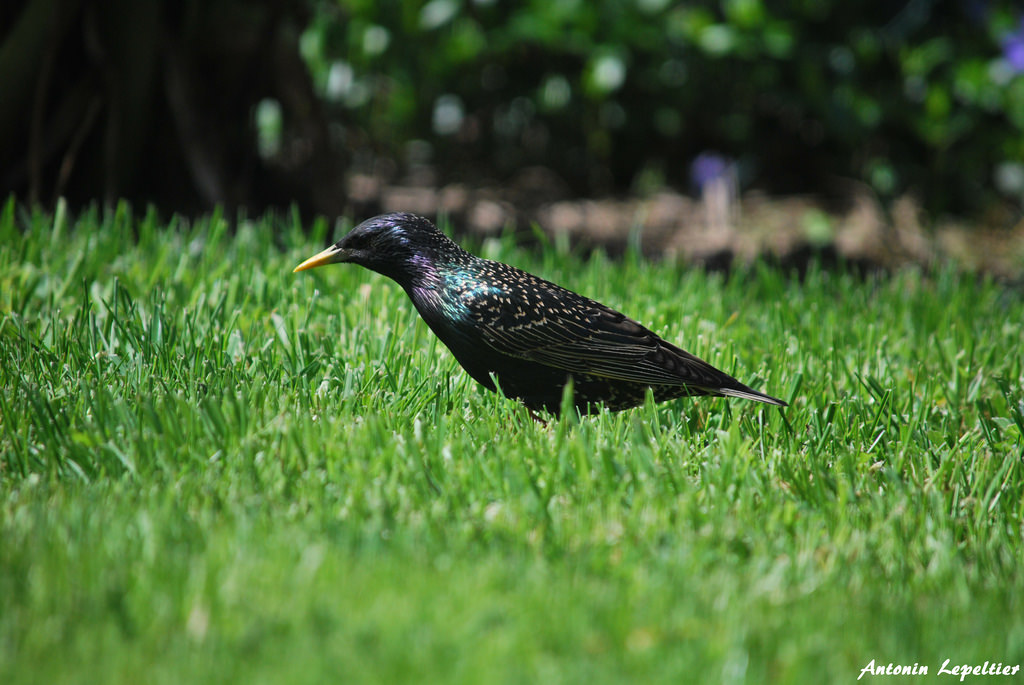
top-left (690, 151), bottom-right (738, 232)
top-left (690, 152), bottom-right (731, 190)
top-left (1003, 16), bottom-right (1024, 73)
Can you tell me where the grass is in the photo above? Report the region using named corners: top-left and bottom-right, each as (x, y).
top-left (1, 197), bottom-right (1022, 683)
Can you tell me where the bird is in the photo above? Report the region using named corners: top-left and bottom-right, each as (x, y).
top-left (294, 212), bottom-right (787, 415)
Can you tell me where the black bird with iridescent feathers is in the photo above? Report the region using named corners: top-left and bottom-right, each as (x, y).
top-left (295, 213), bottom-right (786, 414)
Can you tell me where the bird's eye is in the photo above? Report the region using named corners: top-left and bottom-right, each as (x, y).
top-left (344, 232), bottom-right (371, 250)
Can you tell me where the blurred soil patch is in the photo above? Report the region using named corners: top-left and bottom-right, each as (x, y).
top-left (347, 172), bottom-right (1024, 282)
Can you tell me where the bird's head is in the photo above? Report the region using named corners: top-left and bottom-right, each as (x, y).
top-left (294, 213), bottom-right (456, 284)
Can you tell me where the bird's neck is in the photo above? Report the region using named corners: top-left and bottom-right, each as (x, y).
top-left (405, 253), bottom-right (445, 291)
top-left (404, 253), bottom-right (491, 320)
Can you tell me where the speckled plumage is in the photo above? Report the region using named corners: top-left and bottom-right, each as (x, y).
top-left (295, 212), bottom-right (787, 414)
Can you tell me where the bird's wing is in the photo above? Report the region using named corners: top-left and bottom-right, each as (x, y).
top-left (467, 278), bottom-right (727, 388)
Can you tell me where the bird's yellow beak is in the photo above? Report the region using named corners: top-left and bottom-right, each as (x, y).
top-left (293, 244), bottom-right (346, 273)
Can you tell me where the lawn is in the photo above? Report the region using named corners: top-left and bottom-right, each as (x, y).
top-left (1, 198), bottom-right (1022, 683)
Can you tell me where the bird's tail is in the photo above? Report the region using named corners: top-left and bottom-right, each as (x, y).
top-left (716, 385), bottom-right (788, 407)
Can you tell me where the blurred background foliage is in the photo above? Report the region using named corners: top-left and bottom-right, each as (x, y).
top-left (3, 0), bottom-right (1024, 219)
top-left (307, 0), bottom-right (1024, 214)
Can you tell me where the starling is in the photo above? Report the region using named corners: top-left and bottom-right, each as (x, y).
top-left (294, 212), bottom-right (787, 414)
